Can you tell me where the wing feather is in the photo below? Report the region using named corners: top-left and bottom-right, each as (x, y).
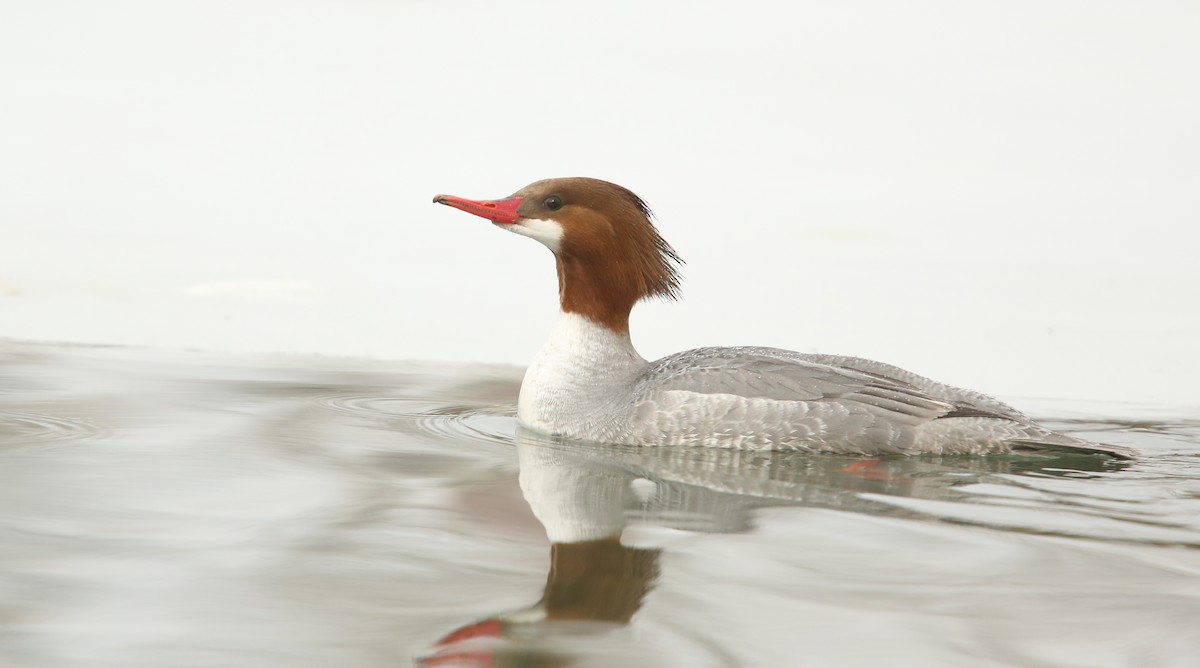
top-left (622, 346), bottom-right (1133, 457)
top-left (639, 347), bottom-right (956, 436)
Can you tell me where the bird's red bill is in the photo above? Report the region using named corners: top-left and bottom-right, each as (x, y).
top-left (433, 194), bottom-right (523, 224)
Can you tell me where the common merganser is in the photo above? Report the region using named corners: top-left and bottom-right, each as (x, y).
top-left (433, 177), bottom-right (1135, 459)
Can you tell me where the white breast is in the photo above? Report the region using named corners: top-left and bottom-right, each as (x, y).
top-left (518, 313), bottom-right (648, 439)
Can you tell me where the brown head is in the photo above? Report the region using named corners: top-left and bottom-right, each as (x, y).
top-left (433, 177), bottom-right (683, 332)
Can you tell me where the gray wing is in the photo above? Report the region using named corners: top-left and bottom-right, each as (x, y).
top-left (631, 346), bottom-right (1135, 457)
top-left (798, 352), bottom-right (1029, 421)
top-left (643, 346), bottom-right (968, 417)
top-left (626, 347), bottom-right (960, 452)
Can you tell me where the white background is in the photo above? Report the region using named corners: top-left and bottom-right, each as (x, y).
top-left (2, 0), bottom-right (1197, 404)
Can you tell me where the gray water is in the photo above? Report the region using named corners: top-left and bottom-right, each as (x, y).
top-left (1, 342), bottom-right (1198, 667)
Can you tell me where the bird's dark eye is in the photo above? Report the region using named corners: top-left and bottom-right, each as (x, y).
top-left (543, 195), bottom-right (563, 211)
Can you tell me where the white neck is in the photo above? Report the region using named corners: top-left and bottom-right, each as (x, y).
top-left (517, 312), bottom-right (648, 438)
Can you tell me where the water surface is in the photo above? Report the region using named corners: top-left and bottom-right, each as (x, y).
top-left (2, 342), bottom-right (1198, 667)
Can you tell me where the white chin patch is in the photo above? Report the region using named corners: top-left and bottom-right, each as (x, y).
top-left (501, 217), bottom-right (564, 253)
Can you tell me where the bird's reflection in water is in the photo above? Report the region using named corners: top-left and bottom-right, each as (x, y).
top-left (418, 429), bottom-right (1127, 667)
top-left (540, 538), bottom-right (660, 623)
top-left (419, 540), bottom-right (659, 668)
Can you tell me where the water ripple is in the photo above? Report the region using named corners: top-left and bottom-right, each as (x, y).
top-left (313, 393), bottom-right (516, 446)
top-left (0, 409), bottom-right (108, 446)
